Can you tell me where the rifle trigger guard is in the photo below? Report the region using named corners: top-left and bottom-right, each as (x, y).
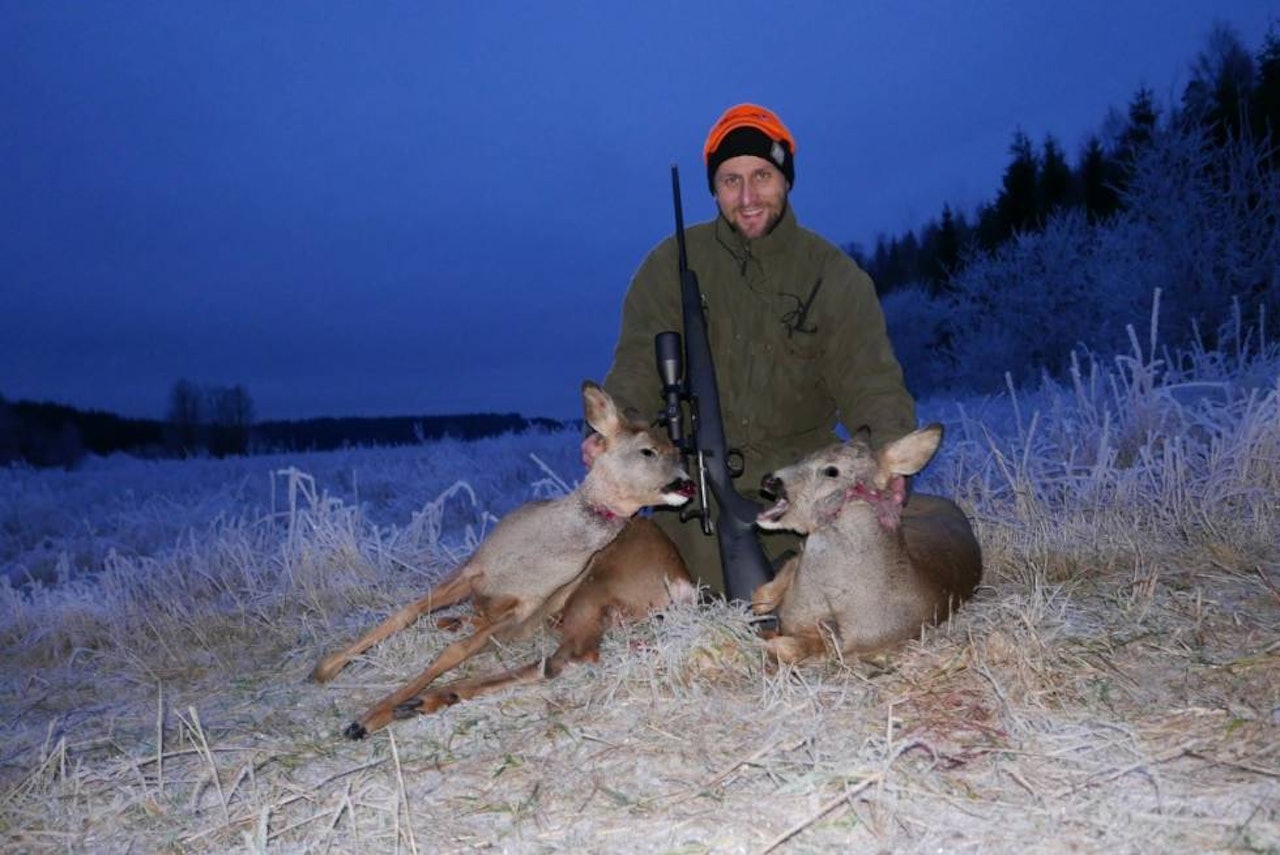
top-left (726, 448), bottom-right (746, 480)
top-left (680, 505), bottom-right (708, 527)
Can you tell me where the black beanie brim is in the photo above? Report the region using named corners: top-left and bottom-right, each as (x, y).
top-left (706, 126), bottom-right (794, 193)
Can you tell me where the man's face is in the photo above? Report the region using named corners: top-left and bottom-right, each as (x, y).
top-left (712, 154), bottom-right (788, 240)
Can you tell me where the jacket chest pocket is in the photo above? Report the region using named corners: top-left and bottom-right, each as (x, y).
top-left (753, 334), bottom-right (829, 438)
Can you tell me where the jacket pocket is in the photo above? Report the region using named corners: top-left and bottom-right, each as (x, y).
top-left (753, 337), bottom-right (830, 440)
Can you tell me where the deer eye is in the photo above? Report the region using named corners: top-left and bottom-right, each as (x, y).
top-left (641, 448), bottom-right (657, 458)
top-left (822, 466), bottom-right (840, 478)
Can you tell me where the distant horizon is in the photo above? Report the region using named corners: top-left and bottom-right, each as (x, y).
top-left (1, 391), bottom-right (577, 425)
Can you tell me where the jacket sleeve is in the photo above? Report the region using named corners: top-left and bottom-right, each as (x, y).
top-left (602, 239), bottom-right (682, 422)
top-left (821, 254), bottom-right (917, 448)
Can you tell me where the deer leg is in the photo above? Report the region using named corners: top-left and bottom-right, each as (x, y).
top-left (345, 601), bottom-right (521, 739)
top-left (751, 555), bottom-right (799, 616)
top-left (436, 612), bottom-right (492, 632)
top-left (763, 629), bottom-right (827, 665)
top-left (310, 570), bottom-right (475, 684)
top-left (395, 601), bottom-right (611, 719)
top-left (395, 660), bottom-right (549, 716)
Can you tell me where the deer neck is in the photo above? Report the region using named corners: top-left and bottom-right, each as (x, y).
top-left (812, 482), bottom-right (899, 530)
top-left (823, 501), bottom-right (907, 564)
top-left (575, 475), bottom-right (637, 526)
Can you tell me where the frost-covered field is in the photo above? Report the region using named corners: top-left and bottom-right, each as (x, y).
top-left (2, 318), bottom-right (1278, 853)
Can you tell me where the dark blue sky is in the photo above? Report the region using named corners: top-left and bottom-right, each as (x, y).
top-left (3, 2), bottom-right (1276, 421)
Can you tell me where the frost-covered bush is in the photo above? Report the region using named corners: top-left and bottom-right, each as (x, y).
top-left (886, 121), bottom-right (1280, 395)
top-left (1118, 122), bottom-right (1280, 342)
top-left (944, 211), bottom-right (1153, 390)
top-left (880, 284), bottom-right (955, 396)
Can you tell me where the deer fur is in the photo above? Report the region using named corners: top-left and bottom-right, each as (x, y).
top-left (394, 517), bottom-right (694, 718)
top-left (311, 381), bottom-right (694, 738)
top-left (752, 424), bottom-right (982, 664)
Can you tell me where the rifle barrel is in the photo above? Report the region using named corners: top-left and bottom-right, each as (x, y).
top-left (671, 164), bottom-right (689, 274)
top-left (664, 164), bottom-right (774, 603)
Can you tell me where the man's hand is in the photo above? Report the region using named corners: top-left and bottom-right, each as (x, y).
top-left (581, 432), bottom-right (605, 469)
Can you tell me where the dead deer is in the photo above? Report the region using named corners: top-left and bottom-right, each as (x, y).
top-left (311, 381), bottom-right (695, 739)
top-left (397, 517), bottom-right (695, 717)
top-left (751, 424), bottom-right (982, 664)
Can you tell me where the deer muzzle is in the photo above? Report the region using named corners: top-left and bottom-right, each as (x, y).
top-left (759, 473), bottom-right (784, 504)
top-left (664, 478), bottom-right (697, 501)
top-left (756, 473), bottom-right (792, 525)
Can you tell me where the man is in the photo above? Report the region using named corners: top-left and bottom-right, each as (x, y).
top-left (593, 103), bottom-right (916, 596)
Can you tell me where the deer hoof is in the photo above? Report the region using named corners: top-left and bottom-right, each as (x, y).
top-left (343, 721), bottom-right (368, 740)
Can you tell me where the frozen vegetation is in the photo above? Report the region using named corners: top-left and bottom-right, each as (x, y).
top-left (1, 292), bottom-right (1276, 851)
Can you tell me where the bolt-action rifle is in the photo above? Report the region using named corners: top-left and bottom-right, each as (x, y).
top-left (654, 165), bottom-right (774, 604)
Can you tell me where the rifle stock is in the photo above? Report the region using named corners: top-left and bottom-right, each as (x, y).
top-left (654, 165), bottom-right (774, 603)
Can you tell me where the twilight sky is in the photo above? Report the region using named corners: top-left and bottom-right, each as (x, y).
top-left (3, 1), bottom-right (1277, 422)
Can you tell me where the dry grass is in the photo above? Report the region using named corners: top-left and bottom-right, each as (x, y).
top-left (2, 324), bottom-right (1277, 852)
top-left (2, 542), bottom-right (1276, 854)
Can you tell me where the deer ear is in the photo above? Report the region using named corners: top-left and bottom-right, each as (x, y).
top-left (582, 381), bottom-right (621, 438)
top-left (879, 424), bottom-right (943, 476)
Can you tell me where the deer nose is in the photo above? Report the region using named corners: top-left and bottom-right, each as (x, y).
top-left (759, 473), bottom-right (783, 503)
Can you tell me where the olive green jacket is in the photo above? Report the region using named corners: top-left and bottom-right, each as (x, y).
top-left (603, 205), bottom-right (916, 488)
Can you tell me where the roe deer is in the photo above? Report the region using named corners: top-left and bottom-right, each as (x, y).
top-left (311, 381), bottom-right (695, 739)
top-left (395, 517), bottom-right (695, 718)
top-left (751, 424), bottom-right (982, 664)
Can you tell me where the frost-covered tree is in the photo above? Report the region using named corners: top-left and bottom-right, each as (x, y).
top-left (1181, 22), bottom-right (1256, 145)
top-left (889, 118), bottom-right (1280, 395)
top-left (1118, 117), bottom-right (1280, 343)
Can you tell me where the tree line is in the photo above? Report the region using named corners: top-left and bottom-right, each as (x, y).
top-left (0, 379), bottom-right (567, 469)
top-left (877, 23), bottom-right (1280, 397)
top-left (851, 23), bottom-right (1280, 298)
top-left (0, 397), bottom-right (166, 469)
